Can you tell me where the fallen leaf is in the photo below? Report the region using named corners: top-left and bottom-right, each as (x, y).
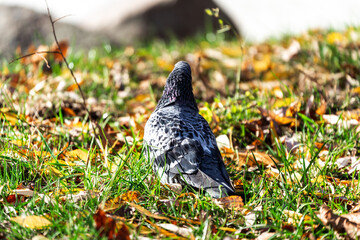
top-left (157, 223), bottom-right (194, 238)
top-left (93, 208), bottom-right (130, 240)
top-left (11, 215), bottom-right (51, 229)
top-left (326, 32), bottom-right (347, 45)
top-left (50, 40), bottom-right (69, 62)
top-left (0, 108), bottom-right (21, 125)
top-left (283, 210), bottom-right (312, 224)
top-left (32, 235), bottom-right (50, 240)
top-left (146, 220), bottom-right (183, 239)
top-left (238, 151), bottom-right (278, 168)
top-left (176, 192), bottom-right (199, 209)
top-left (318, 205), bottom-right (360, 239)
top-left (214, 195), bottom-right (244, 210)
top-left (315, 99), bottom-right (327, 115)
top-left (120, 191), bottom-right (140, 203)
top-left (256, 232), bottom-right (276, 240)
top-left (62, 107), bottom-right (76, 117)
top-left (64, 149), bottom-right (89, 162)
top-left (128, 202), bottom-right (170, 221)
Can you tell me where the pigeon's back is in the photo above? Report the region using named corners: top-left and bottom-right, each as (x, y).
top-left (144, 61), bottom-right (235, 198)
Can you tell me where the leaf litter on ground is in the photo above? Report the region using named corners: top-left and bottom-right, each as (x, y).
top-left (1, 26), bottom-right (360, 239)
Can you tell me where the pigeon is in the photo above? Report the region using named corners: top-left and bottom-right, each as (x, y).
top-left (144, 61), bottom-right (235, 198)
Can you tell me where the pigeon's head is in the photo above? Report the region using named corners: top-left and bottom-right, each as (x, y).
top-left (156, 61), bottom-right (198, 111)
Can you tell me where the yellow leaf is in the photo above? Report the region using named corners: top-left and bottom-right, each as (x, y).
top-left (156, 59), bottom-right (173, 72)
top-left (326, 32), bottom-right (347, 45)
top-left (120, 190), bottom-right (140, 202)
top-left (220, 46), bottom-right (242, 57)
top-left (11, 215), bottom-right (51, 229)
top-left (253, 54), bottom-right (271, 73)
top-left (0, 108), bottom-right (19, 125)
top-left (66, 149), bottom-right (88, 162)
top-left (237, 151), bottom-right (277, 168)
top-left (285, 101), bottom-right (301, 117)
top-left (351, 86), bottom-right (360, 94)
top-left (10, 139), bottom-right (25, 146)
top-left (45, 166), bottom-right (63, 177)
top-left (283, 210), bottom-right (312, 224)
top-left (134, 94), bottom-right (151, 102)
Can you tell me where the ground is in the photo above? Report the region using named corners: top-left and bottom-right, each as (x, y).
top-left (1, 27), bottom-right (360, 239)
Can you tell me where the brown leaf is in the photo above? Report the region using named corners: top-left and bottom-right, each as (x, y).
top-left (285, 101), bottom-right (301, 117)
top-left (238, 151), bottom-right (277, 168)
top-left (93, 208), bottom-right (130, 240)
top-left (176, 192), bottom-right (199, 209)
top-left (128, 202), bottom-right (170, 221)
top-left (318, 205), bottom-right (360, 239)
top-left (315, 99), bottom-right (327, 115)
top-left (50, 40), bottom-right (69, 62)
top-left (214, 195), bottom-right (244, 211)
top-left (258, 107), bottom-right (296, 126)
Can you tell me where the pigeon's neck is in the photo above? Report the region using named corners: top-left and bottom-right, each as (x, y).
top-left (155, 85), bottom-right (198, 111)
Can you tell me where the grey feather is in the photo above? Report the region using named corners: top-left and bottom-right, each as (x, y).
top-left (144, 61), bottom-right (235, 198)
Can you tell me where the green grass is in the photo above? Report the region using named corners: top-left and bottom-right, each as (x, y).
top-left (1, 28), bottom-right (360, 239)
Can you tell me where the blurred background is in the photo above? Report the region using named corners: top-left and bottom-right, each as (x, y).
top-left (1, 0), bottom-right (360, 58)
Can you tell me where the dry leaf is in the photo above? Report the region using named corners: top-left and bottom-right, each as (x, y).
top-left (256, 232), bottom-right (276, 240)
top-left (283, 210), bottom-right (312, 224)
top-left (238, 151), bottom-right (277, 168)
top-left (50, 40), bottom-right (69, 62)
top-left (11, 215), bottom-right (51, 229)
top-left (214, 195), bottom-right (244, 211)
top-left (128, 202), bottom-right (170, 221)
top-left (0, 108), bottom-right (21, 125)
top-left (319, 205), bottom-right (360, 239)
top-left (62, 107), bottom-right (77, 117)
top-left (65, 149), bottom-right (89, 162)
top-left (32, 235), bottom-right (50, 240)
top-left (120, 191), bottom-right (140, 203)
top-left (12, 189), bottom-right (34, 197)
top-left (93, 208), bottom-right (130, 240)
top-left (157, 223), bottom-right (194, 238)
top-left (145, 220), bottom-right (183, 239)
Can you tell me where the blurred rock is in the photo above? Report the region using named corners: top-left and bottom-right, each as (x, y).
top-left (0, 5), bottom-right (106, 59)
top-left (0, 0), bottom-right (236, 59)
top-left (109, 0), bottom-right (237, 44)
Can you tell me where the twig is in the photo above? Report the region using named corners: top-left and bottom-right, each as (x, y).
top-left (44, 0), bottom-right (109, 149)
top-left (53, 14), bottom-right (73, 24)
top-left (9, 51), bottom-right (60, 64)
top-left (45, 2), bottom-right (88, 113)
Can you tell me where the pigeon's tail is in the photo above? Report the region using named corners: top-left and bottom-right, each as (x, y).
top-left (182, 170), bottom-right (234, 198)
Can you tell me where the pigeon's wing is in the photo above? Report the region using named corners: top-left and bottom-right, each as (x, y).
top-left (153, 138), bottom-right (231, 198)
top-left (200, 147), bottom-right (235, 196)
top-left (195, 115), bottom-right (235, 196)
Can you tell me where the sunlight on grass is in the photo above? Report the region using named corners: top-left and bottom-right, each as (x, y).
top-left (0, 27), bottom-right (360, 239)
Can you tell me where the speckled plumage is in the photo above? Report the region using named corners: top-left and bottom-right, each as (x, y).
top-left (144, 61), bottom-right (234, 198)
